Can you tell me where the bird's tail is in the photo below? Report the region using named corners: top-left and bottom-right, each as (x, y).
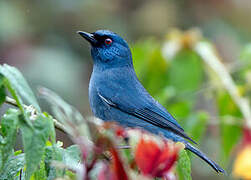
top-left (185, 143), bottom-right (225, 174)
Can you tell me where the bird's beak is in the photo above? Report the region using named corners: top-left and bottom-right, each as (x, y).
top-left (77, 31), bottom-right (98, 46)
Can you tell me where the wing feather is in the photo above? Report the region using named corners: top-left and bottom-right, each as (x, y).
top-left (98, 93), bottom-right (197, 144)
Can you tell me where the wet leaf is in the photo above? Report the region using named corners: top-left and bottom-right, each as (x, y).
top-left (176, 149), bottom-right (192, 180)
top-left (0, 64), bottom-right (41, 112)
top-left (0, 109), bottom-right (19, 170)
top-left (20, 114), bottom-right (51, 179)
top-left (0, 75), bottom-right (6, 106)
top-left (0, 153), bottom-right (25, 180)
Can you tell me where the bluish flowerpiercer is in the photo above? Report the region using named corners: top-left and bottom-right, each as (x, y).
top-left (78, 30), bottom-right (224, 174)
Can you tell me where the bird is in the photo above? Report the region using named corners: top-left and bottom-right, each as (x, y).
top-left (77, 29), bottom-right (225, 174)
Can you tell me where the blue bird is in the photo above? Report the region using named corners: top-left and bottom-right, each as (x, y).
top-left (78, 30), bottom-right (225, 174)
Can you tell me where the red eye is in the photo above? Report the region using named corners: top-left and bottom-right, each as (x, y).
top-left (105, 38), bottom-right (112, 45)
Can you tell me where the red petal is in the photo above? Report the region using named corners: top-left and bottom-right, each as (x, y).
top-left (135, 138), bottom-right (179, 178)
top-left (135, 138), bottom-right (161, 175)
top-left (243, 128), bottom-right (251, 145)
top-left (115, 126), bottom-right (127, 138)
top-left (152, 143), bottom-right (178, 177)
top-left (110, 147), bottom-right (129, 180)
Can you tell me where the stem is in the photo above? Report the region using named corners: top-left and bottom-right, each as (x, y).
top-left (117, 145), bottom-right (131, 149)
top-left (195, 42), bottom-right (251, 129)
top-left (4, 96), bottom-right (67, 133)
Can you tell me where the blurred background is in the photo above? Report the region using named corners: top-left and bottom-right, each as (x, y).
top-left (1, 0), bottom-right (251, 179)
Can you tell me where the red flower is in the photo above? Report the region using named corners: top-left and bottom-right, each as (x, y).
top-left (135, 138), bottom-right (180, 178)
top-left (115, 126), bottom-right (128, 138)
top-left (102, 122), bottom-right (128, 138)
top-left (242, 127), bottom-right (251, 146)
top-left (98, 147), bottom-right (129, 180)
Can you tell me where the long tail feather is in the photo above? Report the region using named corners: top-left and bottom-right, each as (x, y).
top-left (185, 143), bottom-right (225, 174)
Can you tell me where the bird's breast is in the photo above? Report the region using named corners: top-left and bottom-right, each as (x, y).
top-left (88, 71), bottom-right (113, 121)
top-left (88, 65), bottom-right (141, 121)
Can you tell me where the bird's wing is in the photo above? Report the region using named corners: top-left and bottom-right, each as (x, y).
top-left (98, 92), bottom-right (197, 144)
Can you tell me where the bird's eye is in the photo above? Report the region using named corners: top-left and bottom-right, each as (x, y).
top-left (104, 38), bottom-right (112, 45)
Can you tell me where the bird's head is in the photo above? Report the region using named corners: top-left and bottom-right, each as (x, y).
top-left (78, 30), bottom-right (132, 68)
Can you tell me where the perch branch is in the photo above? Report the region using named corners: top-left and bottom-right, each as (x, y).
top-left (4, 96), bottom-right (67, 133)
top-left (4, 96), bottom-right (132, 150)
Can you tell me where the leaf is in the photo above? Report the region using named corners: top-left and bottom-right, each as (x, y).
top-left (39, 87), bottom-right (91, 140)
top-left (0, 153), bottom-right (25, 180)
top-left (168, 49), bottom-right (204, 95)
top-left (0, 85), bottom-right (6, 106)
top-left (167, 101), bottom-right (191, 122)
top-left (20, 113), bottom-right (52, 179)
top-left (44, 145), bottom-right (59, 180)
top-left (176, 149), bottom-right (192, 180)
top-left (33, 155), bottom-right (47, 180)
top-left (44, 144), bottom-right (81, 179)
top-left (0, 64), bottom-right (41, 112)
top-left (0, 109), bottom-right (20, 170)
top-left (184, 112), bottom-right (209, 142)
top-left (43, 112), bottom-right (56, 144)
top-left (132, 39), bottom-right (160, 77)
top-left (0, 74), bottom-right (6, 106)
top-left (132, 39), bottom-right (168, 96)
top-left (64, 145), bottom-right (81, 168)
top-left (217, 92), bottom-right (242, 162)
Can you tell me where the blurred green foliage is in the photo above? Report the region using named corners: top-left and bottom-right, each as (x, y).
top-left (131, 29), bottom-right (251, 179)
top-left (1, 0), bottom-right (251, 179)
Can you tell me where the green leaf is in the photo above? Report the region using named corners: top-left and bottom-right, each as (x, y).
top-left (168, 49), bottom-right (204, 97)
top-left (64, 145), bottom-right (81, 168)
top-left (0, 153), bottom-right (25, 180)
top-left (132, 39), bottom-right (168, 96)
top-left (65, 170), bottom-right (77, 180)
top-left (20, 114), bottom-right (51, 179)
top-left (177, 149), bottom-right (192, 180)
top-left (3, 78), bottom-right (25, 113)
top-left (43, 112), bottom-right (56, 144)
top-left (33, 155), bottom-right (47, 180)
top-left (0, 109), bottom-right (20, 170)
top-left (0, 74), bottom-right (6, 106)
top-left (44, 145), bottom-right (58, 180)
top-left (39, 87), bottom-right (91, 140)
top-left (217, 92), bottom-right (242, 162)
top-left (44, 144), bottom-right (81, 179)
top-left (0, 85), bottom-right (6, 106)
top-left (184, 112), bottom-right (209, 142)
top-left (167, 101), bottom-right (191, 121)
top-left (0, 64), bottom-right (41, 112)
top-left (132, 39), bottom-right (160, 77)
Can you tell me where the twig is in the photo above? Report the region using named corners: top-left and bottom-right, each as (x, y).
top-left (195, 42), bottom-right (251, 129)
top-left (4, 96), bottom-right (67, 133)
top-left (5, 96), bottom-right (18, 107)
top-left (117, 145), bottom-right (131, 149)
top-left (52, 118), bottom-right (67, 133)
top-left (5, 96), bottom-right (131, 148)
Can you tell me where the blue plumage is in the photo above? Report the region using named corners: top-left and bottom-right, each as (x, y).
top-left (78, 30), bottom-right (225, 173)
